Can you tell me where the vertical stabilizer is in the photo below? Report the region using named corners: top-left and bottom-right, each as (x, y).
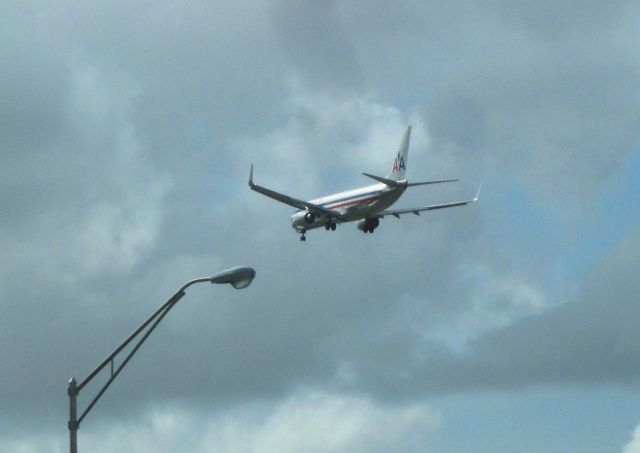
top-left (387, 126), bottom-right (411, 181)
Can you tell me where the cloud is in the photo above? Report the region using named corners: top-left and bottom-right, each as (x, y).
top-left (230, 78), bottom-right (426, 197)
top-left (270, 0), bottom-right (364, 95)
top-left (63, 66), bottom-right (171, 276)
top-left (2, 2), bottom-right (640, 451)
top-left (395, 225), bottom-right (640, 397)
top-left (623, 424), bottom-right (640, 453)
top-left (338, 1), bottom-right (640, 216)
top-left (5, 393), bottom-right (439, 453)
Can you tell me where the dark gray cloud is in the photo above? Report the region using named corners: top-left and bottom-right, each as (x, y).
top-left (460, 227), bottom-right (640, 389)
top-left (270, 0), bottom-right (363, 95)
top-left (338, 1), bottom-right (640, 207)
top-left (345, 226), bottom-right (640, 399)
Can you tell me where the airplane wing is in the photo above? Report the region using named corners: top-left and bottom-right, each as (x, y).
top-left (375, 183), bottom-right (482, 219)
top-left (248, 165), bottom-right (347, 220)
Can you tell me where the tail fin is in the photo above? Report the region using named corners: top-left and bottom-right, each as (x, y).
top-left (387, 126), bottom-right (411, 181)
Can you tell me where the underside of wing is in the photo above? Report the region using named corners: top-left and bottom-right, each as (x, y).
top-left (374, 184), bottom-right (482, 219)
top-left (249, 165), bottom-right (346, 220)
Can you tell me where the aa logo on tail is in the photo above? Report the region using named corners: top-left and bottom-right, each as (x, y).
top-left (393, 153), bottom-right (406, 173)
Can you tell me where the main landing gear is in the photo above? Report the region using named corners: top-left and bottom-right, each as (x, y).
top-left (359, 218), bottom-right (379, 234)
top-left (324, 222), bottom-right (337, 231)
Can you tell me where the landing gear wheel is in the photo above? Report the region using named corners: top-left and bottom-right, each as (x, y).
top-left (300, 234), bottom-right (306, 241)
top-left (330, 223), bottom-right (336, 231)
top-left (325, 224), bottom-right (330, 230)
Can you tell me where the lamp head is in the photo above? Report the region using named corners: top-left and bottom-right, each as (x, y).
top-left (209, 266), bottom-right (256, 289)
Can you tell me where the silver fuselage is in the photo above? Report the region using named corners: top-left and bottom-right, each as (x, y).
top-left (290, 182), bottom-right (406, 231)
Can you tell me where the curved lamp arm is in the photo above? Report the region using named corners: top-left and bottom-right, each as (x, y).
top-left (68, 266), bottom-right (255, 453)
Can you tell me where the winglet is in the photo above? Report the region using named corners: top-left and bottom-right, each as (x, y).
top-left (473, 182), bottom-right (483, 202)
top-left (249, 164), bottom-right (255, 188)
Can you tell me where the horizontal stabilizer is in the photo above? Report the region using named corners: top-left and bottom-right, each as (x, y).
top-left (362, 172), bottom-right (401, 187)
top-left (406, 179), bottom-right (458, 187)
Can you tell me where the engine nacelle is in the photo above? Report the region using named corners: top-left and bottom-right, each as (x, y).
top-left (357, 218), bottom-right (379, 232)
top-left (304, 212), bottom-right (316, 224)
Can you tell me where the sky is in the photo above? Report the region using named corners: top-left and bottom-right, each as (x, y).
top-left (2, 1), bottom-right (640, 452)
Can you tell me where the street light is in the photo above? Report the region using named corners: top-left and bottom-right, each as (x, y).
top-left (67, 266), bottom-right (256, 453)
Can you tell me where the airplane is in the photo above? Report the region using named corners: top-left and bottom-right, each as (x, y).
top-left (249, 126), bottom-right (480, 241)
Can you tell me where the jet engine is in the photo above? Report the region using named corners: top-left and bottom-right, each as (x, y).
top-left (357, 218), bottom-right (379, 233)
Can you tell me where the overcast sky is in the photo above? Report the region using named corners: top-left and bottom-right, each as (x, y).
top-left (2, 1), bottom-right (640, 452)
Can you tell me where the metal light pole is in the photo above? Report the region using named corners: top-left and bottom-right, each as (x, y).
top-left (67, 266), bottom-right (256, 453)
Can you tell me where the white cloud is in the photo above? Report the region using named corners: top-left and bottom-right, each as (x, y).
top-left (623, 424), bottom-right (640, 453)
top-left (230, 78), bottom-right (436, 211)
top-left (425, 266), bottom-right (550, 351)
top-left (64, 66), bottom-right (171, 275)
top-left (67, 392), bottom-right (440, 453)
top-left (1, 436), bottom-right (65, 453)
